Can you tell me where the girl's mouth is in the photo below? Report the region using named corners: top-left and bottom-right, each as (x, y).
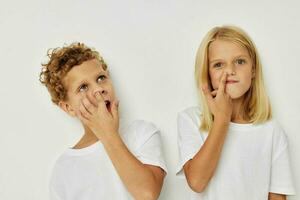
top-left (226, 80), bottom-right (238, 84)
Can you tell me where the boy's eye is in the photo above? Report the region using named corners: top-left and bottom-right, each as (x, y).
top-left (79, 84), bottom-right (88, 92)
top-left (236, 59), bottom-right (246, 65)
top-left (97, 75), bottom-right (106, 82)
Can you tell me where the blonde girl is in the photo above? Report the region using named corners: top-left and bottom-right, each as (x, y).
top-left (176, 26), bottom-right (295, 200)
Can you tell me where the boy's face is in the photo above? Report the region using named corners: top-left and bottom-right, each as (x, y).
top-left (208, 39), bottom-right (255, 99)
top-left (59, 58), bottom-right (116, 117)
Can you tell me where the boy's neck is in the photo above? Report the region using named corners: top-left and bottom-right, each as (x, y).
top-left (72, 126), bottom-right (99, 149)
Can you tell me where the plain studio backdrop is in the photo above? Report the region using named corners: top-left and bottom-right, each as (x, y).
top-left (0, 0), bottom-right (299, 199)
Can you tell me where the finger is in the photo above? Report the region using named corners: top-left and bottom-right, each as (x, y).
top-left (79, 100), bottom-right (92, 118)
top-left (86, 93), bottom-right (98, 108)
top-left (211, 90), bottom-right (217, 97)
top-left (94, 91), bottom-right (106, 110)
top-left (202, 84), bottom-right (214, 104)
top-left (76, 109), bottom-right (90, 123)
top-left (111, 100), bottom-right (119, 120)
top-left (217, 71), bottom-right (227, 94)
top-left (82, 98), bottom-right (94, 115)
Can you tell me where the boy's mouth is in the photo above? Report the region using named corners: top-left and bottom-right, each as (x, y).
top-left (105, 100), bottom-right (111, 112)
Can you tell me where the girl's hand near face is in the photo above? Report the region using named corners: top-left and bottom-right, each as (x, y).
top-left (76, 91), bottom-right (120, 140)
top-left (202, 71), bottom-right (233, 122)
top-left (184, 71), bottom-right (233, 193)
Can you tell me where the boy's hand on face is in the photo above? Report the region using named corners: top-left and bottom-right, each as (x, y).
top-left (76, 91), bottom-right (119, 140)
top-left (202, 71), bottom-right (233, 121)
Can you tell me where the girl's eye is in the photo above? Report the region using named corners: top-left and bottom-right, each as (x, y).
top-left (97, 75), bottom-right (106, 82)
top-left (236, 59), bottom-right (246, 65)
top-left (214, 62), bottom-right (223, 68)
top-left (79, 84), bottom-right (88, 92)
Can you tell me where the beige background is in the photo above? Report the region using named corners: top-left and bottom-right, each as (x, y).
top-left (0, 0), bottom-right (299, 199)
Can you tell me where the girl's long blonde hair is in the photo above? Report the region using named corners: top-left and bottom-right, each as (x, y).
top-left (195, 25), bottom-right (272, 132)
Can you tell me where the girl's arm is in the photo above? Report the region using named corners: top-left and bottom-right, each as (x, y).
top-left (184, 72), bottom-right (232, 193)
top-left (183, 115), bottom-right (230, 192)
top-left (268, 193), bottom-right (286, 200)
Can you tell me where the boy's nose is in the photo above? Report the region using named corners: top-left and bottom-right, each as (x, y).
top-left (93, 88), bottom-right (107, 97)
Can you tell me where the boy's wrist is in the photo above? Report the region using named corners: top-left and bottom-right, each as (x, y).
top-left (99, 131), bottom-right (122, 146)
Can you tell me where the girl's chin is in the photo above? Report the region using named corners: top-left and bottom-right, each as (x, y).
top-left (227, 92), bottom-right (245, 100)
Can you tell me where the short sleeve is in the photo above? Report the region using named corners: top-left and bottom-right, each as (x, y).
top-left (49, 163), bottom-right (65, 200)
top-left (176, 108), bottom-right (205, 177)
top-left (50, 187), bottom-right (63, 200)
top-left (134, 121), bottom-right (168, 173)
top-left (269, 123), bottom-right (296, 195)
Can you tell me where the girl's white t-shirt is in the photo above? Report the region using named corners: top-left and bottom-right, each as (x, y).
top-left (50, 120), bottom-right (167, 200)
top-left (176, 107), bottom-right (296, 200)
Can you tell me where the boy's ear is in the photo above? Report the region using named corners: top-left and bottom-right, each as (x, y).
top-left (58, 101), bottom-right (77, 117)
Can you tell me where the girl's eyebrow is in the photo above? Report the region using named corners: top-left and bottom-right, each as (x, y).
top-left (209, 54), bottom-right (249, 64)
top-left (233, 54), bottom-right (249, 59)
top-left (209, 58), bottom-right (222, 64)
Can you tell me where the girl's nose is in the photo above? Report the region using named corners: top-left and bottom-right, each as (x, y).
top-left (225, 65), bottom-right (236, 76)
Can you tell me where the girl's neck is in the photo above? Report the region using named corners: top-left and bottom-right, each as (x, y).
top-left (231, 96), bottom-right (250, 124)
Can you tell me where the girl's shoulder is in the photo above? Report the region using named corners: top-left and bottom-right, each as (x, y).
top-left (268, 119), bottom-right (289, 143)
top-left (254, 118), bottom-right (289, 148)
top-left (259, 118), bottom-right (286, 134)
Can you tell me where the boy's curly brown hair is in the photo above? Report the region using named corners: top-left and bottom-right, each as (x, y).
top-left (39, 42), bottom-right (107, 105)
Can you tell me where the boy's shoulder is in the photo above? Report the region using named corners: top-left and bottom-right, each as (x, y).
top-left (178, 106), bottom-right (201, 115)
top-left (121, 119), bottom-right (160, 150)
top-left (177, 106), bottom-right (202, 123)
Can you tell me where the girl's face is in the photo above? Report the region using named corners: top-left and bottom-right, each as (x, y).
top-left (208, 39), bottom-right (255, 99)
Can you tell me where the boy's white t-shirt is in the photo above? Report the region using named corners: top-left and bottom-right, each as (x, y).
top-left (50, 119), bottom-right (167, 200)
top-left (176, 107), bottom-right (296, 200)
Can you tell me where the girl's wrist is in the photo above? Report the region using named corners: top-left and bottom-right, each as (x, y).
top-left (214, 114), bottom-right (231, 123)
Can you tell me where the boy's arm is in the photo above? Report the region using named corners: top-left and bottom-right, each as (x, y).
top-left (101, 133), bottom-right (165, 200)
top-left (77, 93), bottom-right (165, 200)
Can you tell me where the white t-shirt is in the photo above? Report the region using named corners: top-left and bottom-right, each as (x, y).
top-left (50, 120), bottom-right (167, 200)
top-left (176, 106), bottom-right (296, 200)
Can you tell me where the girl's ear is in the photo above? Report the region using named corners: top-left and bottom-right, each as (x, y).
top-left (58, 101), bottom-right (77, 117)
top-left (252, 68), bottom-right (256, 79)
